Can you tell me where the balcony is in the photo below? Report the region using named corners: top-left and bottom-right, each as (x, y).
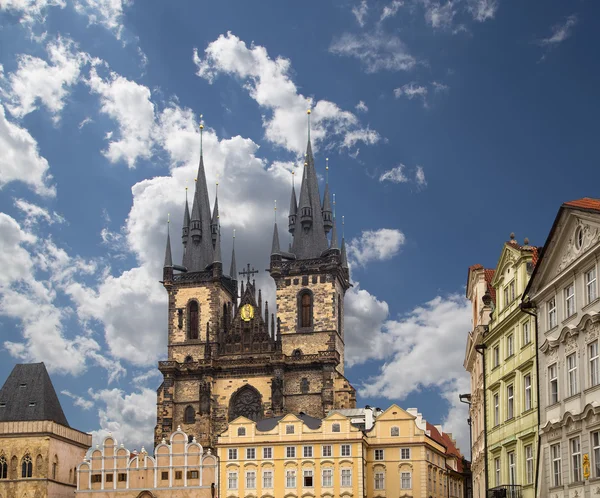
top-left (487, 485), bottom-right (522, 498)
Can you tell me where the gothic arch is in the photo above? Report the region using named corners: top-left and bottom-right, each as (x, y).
top-left (184, 405), bottom-right (195, 424)
top-left (297, 289), bottom-right (314, 329)
top-left (187, 300), bottom-right (200, 340)
top-left (228, 385), bottom-right (263, 422)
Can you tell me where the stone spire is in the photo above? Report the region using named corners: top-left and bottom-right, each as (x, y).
top-left (229, 230), bottom-right (237, 279)
top-left (288, 170), bottom-right (297, 234)
top-left (186, 118), bottom-right (214, 271)
top-left (290, 118), bottom-right (329, 259)
top-left (211, 183), bottom-right (219, 246)
top-left (212, 220), bottom-right (222, 264)
top-left (340, 215), bottom-right (348, 268)
top-left (181, 188), bottom-right (190, 266)
top-left (272, 201), bottom-right (280, 256)
top-left (330, 194), bottom-right (339, 250)
top-left (164, 217), bottom-right (173, 267)
top-left (322, 158), bottom-right (333, 234)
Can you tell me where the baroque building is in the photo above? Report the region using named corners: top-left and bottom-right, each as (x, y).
top-left (482, 235), bottom-right (540, 498)
top-left (155, 119), bottom-right (356, 449)
top-left (464, 263), bottom-right (495, 498)
top-left (523, 198), bottom-right (600, 498)
top-left (0, 362), bottom-right (92, 498)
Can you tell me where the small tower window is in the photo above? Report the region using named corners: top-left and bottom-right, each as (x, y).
top-left (22, 454), bottom-right (32, 478)
top-left (300, 378), bottom-right (309, 394)
top-left (237, 427), bottom-right (246, 436)
top-left (188, 301), bottom-right (199, 340)
top-left (299, 290), bottom-right (313, 328)
top-left (0, 456), bottom-right (7, 479)
top-left (184, 405), bottom-right (195, 424)
top-left (332, 423), bottom-right (341, 433)
top-left (184, 355), bottom-right (193, 363)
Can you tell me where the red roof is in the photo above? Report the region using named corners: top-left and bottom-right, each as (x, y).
top-left (484, 269), bottom-right (496, 304)
top-left (469, 264), bottom-right (483, 271)
top-left (426, 422), bottom-right (466, 473)
top-left (563, 197), bottom-right (600, 212)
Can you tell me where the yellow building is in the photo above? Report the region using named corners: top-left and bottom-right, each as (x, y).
top-left (217, 412), bottom-right (364, 498)
top-left (76, 428), bottom-right (217, 497)
top-left (484, 235), bottom-right (539, 497)
top-left (0, 363), bottom-right (92, 498)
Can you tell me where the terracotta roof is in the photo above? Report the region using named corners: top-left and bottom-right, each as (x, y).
top-left (563, 197), bottom-right (600, 212)
top-left (425, 422), bottom-right (467, 473)
top-left (468, 264), bottom-right (483, 271)
top-left (484, 269), bottom-right (496, 304)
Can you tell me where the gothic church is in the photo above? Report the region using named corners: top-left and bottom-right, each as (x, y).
top-left (155, 120), bottom-right (356, 448)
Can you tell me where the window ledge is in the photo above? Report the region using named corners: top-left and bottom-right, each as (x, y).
top-left (506, 354), bottom-right (515, 360)
top-left (564, 392), bottom-right (582, 403)
top-left (520, 342), bottom-right (532, 350)
top-left (585, 383), bottom-right (600, 394)
top-left (568, 481), bottom-right (585, 488)
top-left (297, 327), bottom-right (314, 334)
top-left (582, 297), bottom-right (600, 313)
top-left (562, 313), bottom-right (578, 325)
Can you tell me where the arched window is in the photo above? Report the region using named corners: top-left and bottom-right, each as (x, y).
top-left (188, 301), bottom-right (199, 340)
top-left (228, 385), bottom-right (263, 422)
top-left (184, 405), bottom-right (195, 424)
top-left (292, 349), bottom-right (302, 359)
top-left (338, 293), bottom-right (342, 333)
top-left (22, 454), bottom-right (32, 478)
top-left (184, 355), bottom-right (193, 363)
top-left (298, 290), bottom-right (313, 328)
top-left (300, 378), bottom-right (309, 394)
top-left (52, 455), bottom-right (58, 479)
top-left (0, 455), bottom-right (7, 479)
top-left (237, 427), bottom-right (246, 436)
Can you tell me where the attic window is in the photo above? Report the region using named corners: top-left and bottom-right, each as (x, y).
top-left (575, 226), bottom-right (584, 249)
top-left (0, 402), bottom-right (6, 408)
top-left (29, 402), bottom-right (36, 407)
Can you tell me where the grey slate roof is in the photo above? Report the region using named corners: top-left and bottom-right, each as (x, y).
top-left (340, 236), bottom-right (348, 268)
top-left (255, 412), bottom-right (322, 432)
top-left (271, 222), bottom-right (280, 255)
top-left (212, 224), bottom-right (222, 264)
top-left (0, 362), bottom-right (69, 427)
top-left (229, 234), bottom-right (237, 279)
top-left (290, 140), bottom-right (329, 259)
top-left (164, 224), bottom-right (173, 267)
top-left (330, 215), bottom-right (339, 250)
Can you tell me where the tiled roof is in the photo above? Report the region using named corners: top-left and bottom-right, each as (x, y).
top-left (563, 197), bottom-right (600, 212)
top-left (468, 264), bottom-right (483, 271)
top-left (484, 269), bottom-right (496, 304)
top-left (0, 363), bottom-right (69, 427)
top-left (255, 412), bottom-right (322, 432)
top-left (426, 422), bottom-right (466, 473)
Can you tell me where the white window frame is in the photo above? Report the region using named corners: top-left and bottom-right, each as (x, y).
top-left (303, 469), bottom-right (313, 488)
top-left (509, 280), bottom-right (516, 302)
top-left (401, 471), bottom-right (412, 489)
top-left (341, 444), bottom-right (351, 457)
top-left (507, 334), bottom-right (514, 357)
top-left (494, 457), bottom-right (501, 487)
top-left (548, 296), bottom-right (557, 329)
top-left (228, 448), bottom-right (237, 460)
top-left (286, 469), bottom-right (296, 488)
top-left (549, 363), bottom-right (559, 404)
top-left (286, 446), bottom-right (296, 459)
top-left (341, 468), bottom-right (352, 487)
top-left (374, 471), bottom-right (385, 490)
top-left (590, 340), bottom-right (599, 387)
top-left (322, 468), bottom-right (333, 487)
top-left (565, 284), bottom-right (575, 318)
top-left (262, 470), bottom-right (273, 489)
top-left (322, 445), bottom-right (332, 457)
top-left (523, 320), bottom-right (530, 345)
top-left (567, 352), bottom-right (578, 396)
top-left (592, 430), bottom-right (600, 479)
top-left (263, 447), bottom-right (272, 459)
top-left (374, 449), bottom-right (384, 461)
top-left (525, 444), bottom-right (533, 484)
top-left (493, 393), bottom-right (499, 426)
top-left (507, 384), bottom-right (514, 420)
top-left (551, 443), bottom-right (561, 487)
top-left (494, 345), bottom-right (500, 368)
top-left (246, 447), bottom-right (255, 460)
top-left (571, 436), bottom-right (582, 482)
top-left (227, 471), bottom-right (238, 490)
top-left (245, 470), bottom-right (256, 490)
top-left (524, 374), bottom-right (532, 411)
top-left (508, 451), bottom-right (516, 485)
top-left (587, 267), bottom-right (597, 304)
top-left (303, 446), bottom-right (313, 458)
top-left (401, 448), bottom-right (411, 460)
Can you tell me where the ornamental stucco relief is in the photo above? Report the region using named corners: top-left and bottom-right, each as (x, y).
top-left (557, 220), bottom-right (600, 274)
top-left (565, 334), bottom-right (579, 353)
top-left (585, 321), bottom-right (599, 342)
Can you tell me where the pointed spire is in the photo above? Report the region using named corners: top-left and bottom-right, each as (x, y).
top-left (322, 157), bottom-right (333, 234)
top-left (212, 217), bottom-right (222, 264)
top-left (288, 168), bottom-right (297, 234)
top-left (258, 289), bottom-right (262, 314)
top-left (182, 186), bottom-right (190, 267)
top-left (330, 194), bottom-right (339, 250)
top-left (340, 215), bottom-right (348, 268)
top-left (211, 182), bottom-right (219, 245)
top-left (229, 229), bottom-right (237, 279)
top-left (272, 201), bottom-right (281, 255)
top-left (164, 215), bottom-right (173, 267)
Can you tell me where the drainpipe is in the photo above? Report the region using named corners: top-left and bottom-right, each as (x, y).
top-left (474, 343), bottom-right (489, 496)
top-left (520, 300), bottom-right (541, 498)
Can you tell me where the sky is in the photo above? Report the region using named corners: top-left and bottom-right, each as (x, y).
top-left (1, 0), bottom-right (599, 457)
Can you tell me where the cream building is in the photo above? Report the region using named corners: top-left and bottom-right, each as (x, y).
top-left (0, 362), bottom-right (92, 498)
top-left (523, 198), bottom-right (600, 498)
top-left (76, 428), bottom-right (217, 497)
top-left (483, 235), bottom-right (539, 498)
top-left (465, 264), bottom-right (495, 498)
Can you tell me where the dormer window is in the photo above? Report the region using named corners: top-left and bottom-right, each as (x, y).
top-left (237, 427), bottom-right (246, 437)
top-left (286, 424), bottom-right (295, 434)
top-left (332, 423), bottom-right (340, 433)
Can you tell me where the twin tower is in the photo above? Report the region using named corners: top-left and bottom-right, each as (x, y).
top-left (156, 126), bottom-right (356, 448)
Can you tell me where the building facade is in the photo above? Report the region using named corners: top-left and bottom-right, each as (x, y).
top-left (156, 125), bottom-right (356, 449)
top-left (465, 264), bottom-right (495, 498)
top-left (0, 363), bottom-right (92, 498)
top-left (483, 236), bottom-right (539, 498)
top-left (76, 429), bottom-right (217, 498)
top-left (523, 198), bottom-right (600, 498)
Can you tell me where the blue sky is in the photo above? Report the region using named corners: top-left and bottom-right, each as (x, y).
top-left (1, 0), bottom-right (598, 454)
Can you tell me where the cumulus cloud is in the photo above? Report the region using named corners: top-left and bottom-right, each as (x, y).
top-left (355, 100), bottom-right (368, 113)
top-left (352, 0), bottom-right (368, 27)
top-left (329, 31), bottom-right (417, 73)
top-left (348, 228), bottom-right (405, 267)
top-left (0, 104), bottom-right (56, 196)
top-left (194, 32), bottom-right (381, 154)
top-left (539, 14), bottom-right (578, 46)
top-left (394, 82), bottom-right (428, 100)
top-left (467, 0), bottom-right (498, 22)
top-left (61, 389), bottom-right (94, 410)
top-left (0, 0), bottom-right (65, 26)
top-left (86, 66), bottom-right (156, 167)
top-left (379, 164), bottom-right (408, 183)
top-left (73, 0), bottom-right (132, 39)
top-left (14, 198), bottom-right (65, 227)
top-left (432, 81), bottom-right (449, 93)
top-left (1, 36), bottom-right (89, 122)
top-left (423, 1), bottom-right (456, 29)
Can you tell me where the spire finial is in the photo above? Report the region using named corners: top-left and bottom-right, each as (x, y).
top-left (199, 114), bottom-right (204, 156)
top-left (307, 105), bottom-right (311, 141)
top-left (326, 157), bottom-right (329, 183)
top-left (233, 228), bottom-right (236, 239)
top-left (274, 200), bottom-right (277, 222)
top-left (333, 193), bottom-right (336, 216)
top-left (342, 215), bottom-right (345, 238)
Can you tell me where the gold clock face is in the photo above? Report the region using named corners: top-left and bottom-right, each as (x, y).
top-left (240, 304), bottom-right (254, 321)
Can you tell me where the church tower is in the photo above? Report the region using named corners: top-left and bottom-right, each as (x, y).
top-left (155, 115), bottom-right (356, 449)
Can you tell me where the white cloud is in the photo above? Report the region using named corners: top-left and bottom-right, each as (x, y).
top-left (355, 100), bottom-right (368, 113)
top-left (14, 198), bottom-right (65, 227)
top-left (342, 127), bottom-right (380, 149)
top-left (423, 1), bottom-right (456, 29)
top-left (352, 0), bottom-right (368, 27)
top-left (432, 81), bottom-right (449, 93)
top-left (86, 66), bottom-right (156, 167)
top-left (379, 0), bottom-right (403, 22)
top-left (355, 293), bottom-right (472, 454)
top-left (79, 116), bottom-right (93, 129)
top-left (467, 0), bottom-right (498, 22)
top-left (348, 228), bottom-right (405, 267)
top-left (415, 165), bottom-right (427, 187)
top-left (0, 104), bottom-right (56, 196)
top-left (194, 32), bottom-right (380, 155)
top-left (329, 31), bottom-right (417, 73)
top-left (1, 36), bottom-right (88, 122)
top-left (539, 14), bottom-right (578, 46)
top-left (89, 387), bottom-right (156, 449)
top-left (73, 0), bottom-right (132, 39)
top-left (61, 390), bottom-right (94, 410)
top-left (0, 0), bottom-right (65, 26)
top-left (379, 164), bottom-right (408, 183)
top-left (394, 82), bottom-right (428, 106)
